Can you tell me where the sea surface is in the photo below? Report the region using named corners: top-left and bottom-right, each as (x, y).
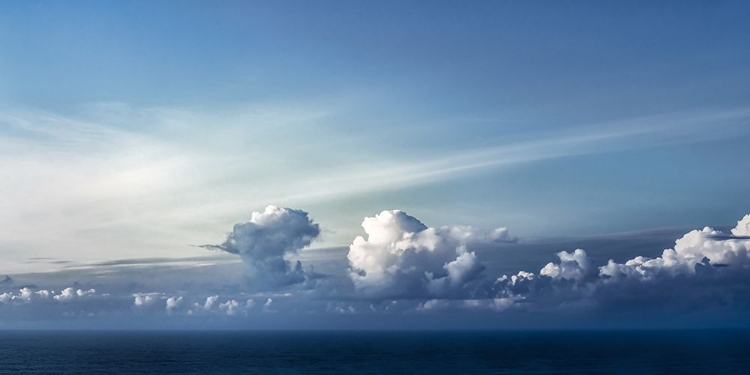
top-left (0, 330), bottom-right (748, 374)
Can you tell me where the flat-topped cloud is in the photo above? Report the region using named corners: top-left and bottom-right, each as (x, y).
top-left (202, 205), bottom-right (321, 289)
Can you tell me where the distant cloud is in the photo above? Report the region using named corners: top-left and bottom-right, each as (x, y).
top-left (540, 249), bottom-right (595, 282)
top-left (3, 104), bottom-right (750, 276)
top-left (133, 293), bottom-right (159, 307)
top-left (219, 300), bottom-right (241, 316)
top-left (166, 296), bottom-right (183, 313)
top-left (3, 209), bottom-right (750, 327)
top-left (55, 287), bottom-right (96, 302)
top-left (202, 205), bottom-right (322, 290)
top-left (595, 215), bottom-right (750, 281)
top-left (203, 295), bottom-right (219, 310)
top-left (347, 210), bottom-right (514, 298)
top-left (494, 214), bottom-right (750, 314)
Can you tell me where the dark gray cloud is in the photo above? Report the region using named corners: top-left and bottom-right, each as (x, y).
top-left (203, 205), bottom-right (322, 289)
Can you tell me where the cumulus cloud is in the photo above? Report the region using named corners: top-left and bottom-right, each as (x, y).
top-left (600, 214), bottom-right (750, 280)
top-left (347, 210), bottom-right (514, 298)
top-left (133, 293), bottom-right (159, 307)
top-left (17, 287), bottom-right (34, 302)
top-left (203, 205), bottom-right (321, 289)
top-left (188, 296), bottom-right (256, 316)
top-left (0, 286), bottom-right (98, 304)
top-left (219, 300), bottom-right (240, 315)
top-left (493, 214), bottom-right (750, 314)
top-left (540, 249), bottom-right (595, 282)
top-left (263, 298), bottom-right (274, 312)
top-left (55, 287), bottom-right (96, 302)
top-left (0, 285), bottom-right (275, 324)
top-left (0, 285), bottom-right (113, 323)
top-left (4, 211), bottom-right (750, 327)
top-left (166, 296), bottom-right (183, 313)
top-left (203, 295), bottom-right (219, 310)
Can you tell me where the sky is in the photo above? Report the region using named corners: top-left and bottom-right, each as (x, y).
top-left (1, 1), bottom-right (750, 329)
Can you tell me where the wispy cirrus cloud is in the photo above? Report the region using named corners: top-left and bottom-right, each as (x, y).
top-left (1, 103), bottom-right (749, 271)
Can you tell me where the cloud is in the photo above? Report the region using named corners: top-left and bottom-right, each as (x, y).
top-left (600, 214), bottom-right (750, 280)
top-left (540, 249), bottom-right (595, 282)
top-left (0, 285), bottom-right (122, 323)
top-left (203, 295), bottom-right (219, 310)
top-left (347, 210), bottom-right (514, 298)
top-left (0, 286), bottom-right (98, 304)
top-left (0, 285), bottom-right (273, 324)
top-left (494, 214), bottom-right (750, 314)
top-left (263, 298), bottom-right (274, 312)
top-left (203, 205), bottom-right (321, 289)
top-left (417, 299), bottom-right (450, 311)
top-left (7, 104), bottom-right (750, 276)
top-left (166, 296), bottom-right (183, 313)
top-left (55, 287), bottom-right (96, 302)
top-left (4, 210), bottom-right (750, 327)
top-left (219, 300), bottom-right (241, 316)
top-left (133, 293), bottom-right (159, 307)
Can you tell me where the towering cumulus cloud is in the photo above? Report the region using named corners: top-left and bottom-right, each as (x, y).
top-left (205, 205), bottom-right (321, 289)
top-left (347, 210), bottom-right (514, 298)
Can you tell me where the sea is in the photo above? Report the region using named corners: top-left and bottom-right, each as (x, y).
top-left (0, 330), bottom-right (748, 374)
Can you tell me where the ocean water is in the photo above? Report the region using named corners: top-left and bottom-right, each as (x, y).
top-left (0, 330), bottom-right (748, 374)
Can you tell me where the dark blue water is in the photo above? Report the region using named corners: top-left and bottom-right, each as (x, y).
top-left (1, 330), bottom-right (748, 374)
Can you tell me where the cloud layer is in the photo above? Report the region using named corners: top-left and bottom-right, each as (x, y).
top-left (4, 208), bottom-right (750, 328)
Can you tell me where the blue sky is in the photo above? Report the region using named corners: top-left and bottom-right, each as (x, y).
top-left (1, 1), bottom-right (750, 328)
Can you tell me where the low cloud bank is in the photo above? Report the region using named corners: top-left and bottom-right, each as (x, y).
top-left (495, 214), bottom-right (750, 314)
top-left (5, 209), bottom-right (750, 325)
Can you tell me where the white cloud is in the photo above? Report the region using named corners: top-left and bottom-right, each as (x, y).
top-left (166, 296), bottom-right (183, 313)
top-left (203, 295), bottom-right (219, 310)
top-left (219, 300), bottom-right (241, 316)
top-left (5, 104), bottom-right (749, 275)
top-left (133, 293), bottom-right (159, 307)
top-left (18, 287), bottom-right (34, 302)
top-left (347, 210), bottom-right (513, 298)
top-left (494, 214), bottom-right (750, 314)
top-left (263, 298), bottom-right (274, 312)
top-left (540, 249), bottom-right (593, 282)
top-left (0, 287), bottom-right (98, 304)
top-left (53, 287), bottom-right (96, 302)
top-left (3, 211), bottom-right (750, 325)
top-left (600, 215), bottom-right (750, 281)
top-left (35, 290), bottom-right (52, 299)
